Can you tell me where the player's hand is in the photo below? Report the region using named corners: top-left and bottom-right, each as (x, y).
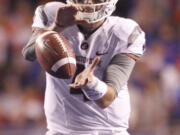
top-left (55, 4), bottom-right (89, 28)
top-left (69, 56), bottom-right (100, 88)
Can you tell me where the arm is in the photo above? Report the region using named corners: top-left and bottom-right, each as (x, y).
top-left (97, 22), bottom-right (146, 108)
top-left (22, 4), bottom-right (88, 61)
top-left (22, 4), bottom-right (65, 61)
top-left (96, 21), bottom-right (146, 108)
top-left (95, 54), bottom-right (136, 108)
top-left (69, 54), bottom-right (136, 109)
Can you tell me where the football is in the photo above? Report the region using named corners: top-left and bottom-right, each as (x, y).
top-left (35, 30), bottom-right (76, 79)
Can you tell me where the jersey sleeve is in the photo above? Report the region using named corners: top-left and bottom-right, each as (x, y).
top-left (114, 18), bottom-right (146, 60)
top-left (32, 2), bottom-right (66, 29)
top-left (125, 25), bottom-right (146, 58)
top-left (32, 5), bottom-right (48, 28)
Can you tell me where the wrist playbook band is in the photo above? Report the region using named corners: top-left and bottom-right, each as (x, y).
top-left (82, 76), bottom-right (108, 100)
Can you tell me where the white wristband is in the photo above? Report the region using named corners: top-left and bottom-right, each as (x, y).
top-left (82, 76), bottom-right (108, 100)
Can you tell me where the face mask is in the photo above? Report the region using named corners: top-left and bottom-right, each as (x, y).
top-left (66, 0), bottom-right (118, 23)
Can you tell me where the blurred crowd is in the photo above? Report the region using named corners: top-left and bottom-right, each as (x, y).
top-left (0, 0), bottom-right (179, 135)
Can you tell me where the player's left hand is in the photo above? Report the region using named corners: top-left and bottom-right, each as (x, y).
top-left (69, 56), bottom-right (100, 88)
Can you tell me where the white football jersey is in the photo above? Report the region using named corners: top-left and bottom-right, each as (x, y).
top-left (32, 1), bottom-right (145, 135)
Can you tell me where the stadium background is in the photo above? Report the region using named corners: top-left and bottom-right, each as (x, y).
top-left (0, 0), bottom-right (180, 135)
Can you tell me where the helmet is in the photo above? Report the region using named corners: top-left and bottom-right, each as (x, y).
top-left (66, 0), bottom-right (118, 23)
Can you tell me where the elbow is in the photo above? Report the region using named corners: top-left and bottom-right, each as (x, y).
top-left (95, 97), bottom-right (115, 109)
top-left (22, 47), bottom-right (36, 62)
top-left (98, 101), bottom-right (112, 109)
top-left (22, 47), bottom-right (28, 60)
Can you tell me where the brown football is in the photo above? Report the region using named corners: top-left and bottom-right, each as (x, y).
top-left (35, 30), bottom-right (76, 79)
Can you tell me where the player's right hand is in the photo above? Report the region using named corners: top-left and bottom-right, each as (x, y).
top-left (69, 56), bottom-right (100, 88)
top-left (55, 4), bottom-right (89, 29)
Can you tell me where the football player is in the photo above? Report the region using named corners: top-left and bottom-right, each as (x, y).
top-left (22, 0), bottom-right (146, 135)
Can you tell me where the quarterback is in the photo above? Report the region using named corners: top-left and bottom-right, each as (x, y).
top-left (22, 0), bottom-right (145, 135)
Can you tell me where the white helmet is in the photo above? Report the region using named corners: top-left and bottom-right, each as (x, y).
top-left (66, 0), bottom-right (118, 23)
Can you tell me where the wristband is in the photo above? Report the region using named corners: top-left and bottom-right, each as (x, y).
top-left (82, 76), bottom-right (108, 100)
